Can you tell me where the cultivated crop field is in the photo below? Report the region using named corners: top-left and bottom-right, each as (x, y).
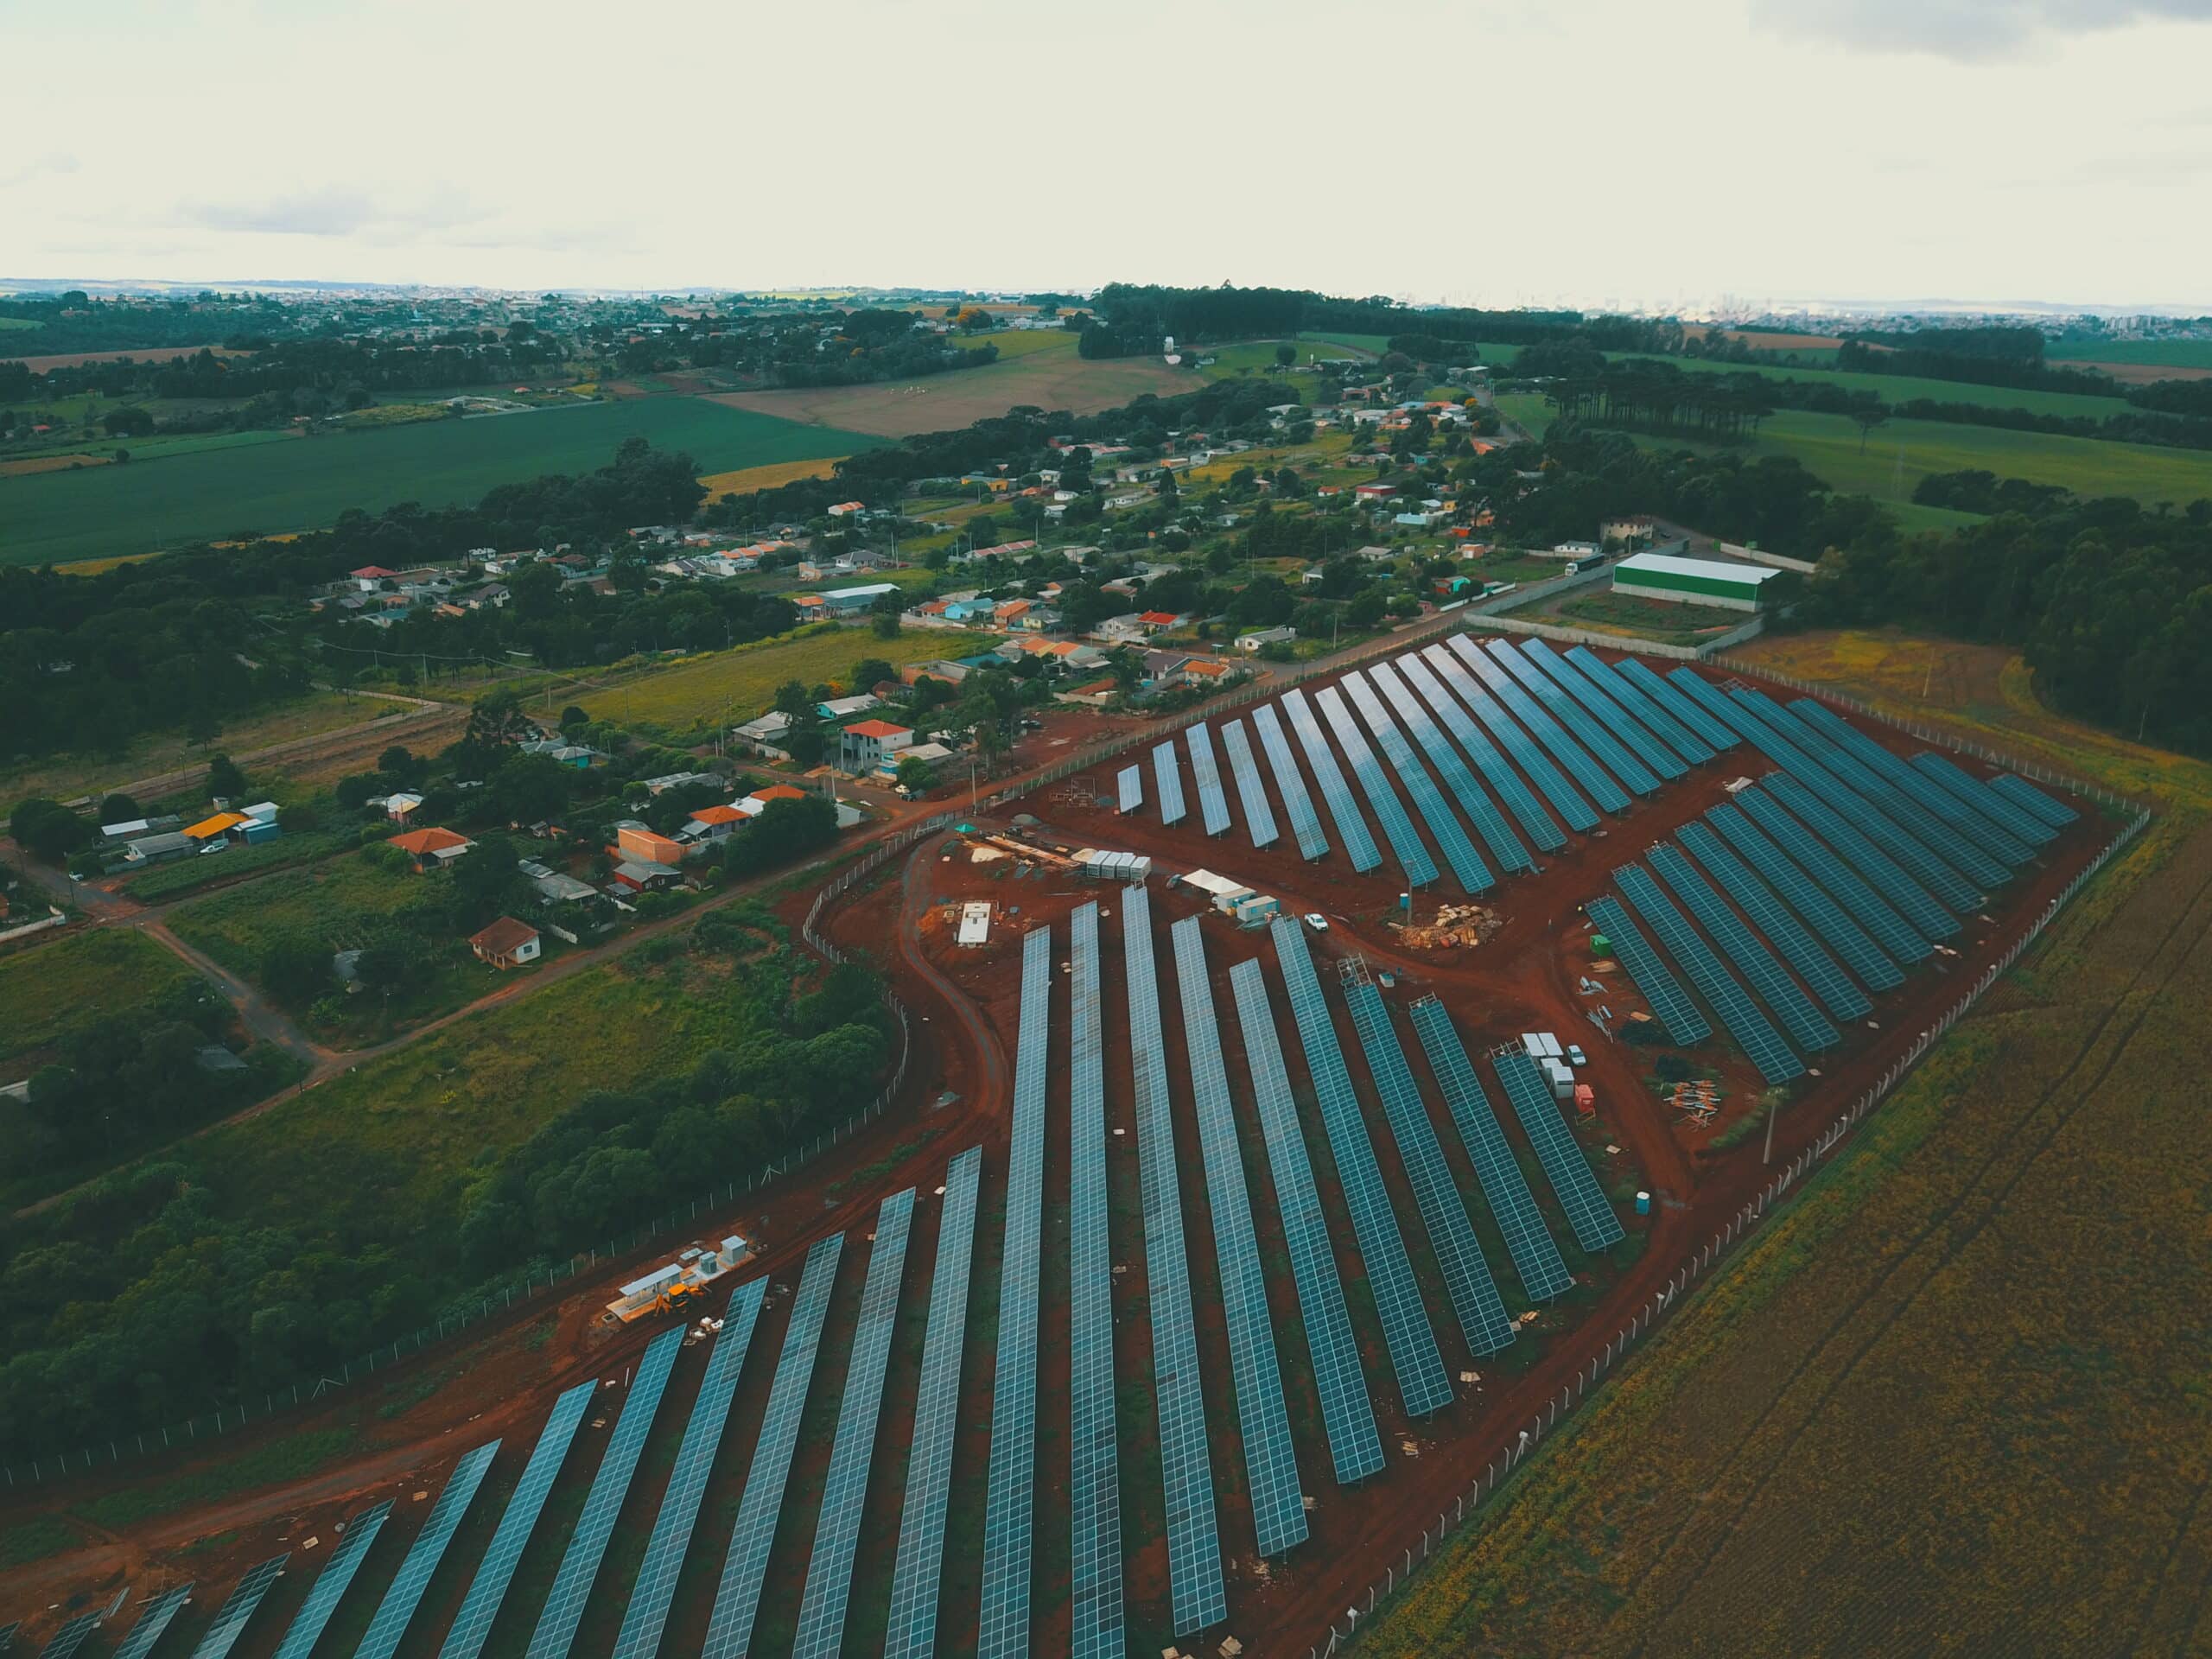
top-left (586, 624), bottom-right (954, 740)
top-left (2046, 338), bottom-right (2212, 372)
top-left (0, 399), bottom-right (880, 569)
top-left (1614, 351), bottom-right (2138, 420)
top-left (697, 454), bottom-right (848, 499)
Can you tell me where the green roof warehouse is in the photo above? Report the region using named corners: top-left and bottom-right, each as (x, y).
top-left (1611, 551), bottom-right (1781, 613)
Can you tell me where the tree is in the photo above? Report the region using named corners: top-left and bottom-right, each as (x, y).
top-left (849, 658), bottom-right (894, 693)
top-left (559, 704), bottom-right (590, 730)
top-left (206, 753), bottom-right (248, 801)
top-left (895, 754), bottom-right (938, 792)
top-left (261, 936), bottom-right (334, 1008)
top-left (1853, 398), bottom-right (1890, 454)
top-left (785, 724), bottom-right (828, 767)
top-left (10, 799), bottom-right (91, 862)
top-left (1274, 342), bottom-right (1297, 369)
top-left (98, 792), bottom-right (141, 825)
top-left (871, 609), bottom-right (900, 641)
top-left (378, 744), bottom-right (416, 779)
top-left (772, 679), bottom-right (813, 721)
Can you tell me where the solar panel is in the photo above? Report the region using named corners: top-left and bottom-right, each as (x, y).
top-left (1615, 657), bottom-right (1740, 751)
top-left (1339, 670), bottom-right (1492, 893)
top-left (1220, 718), bottom-right (1281, 850)
top-left (111, 1584), bottom-right (194, 1659)
top-left (1490, 1051), bottom-right (1626, 1253)
top-left (34, 1617), bottom-right (98, 1659)
top-left (1564, 647), bottom-right (1716, 766)
top-left (977, 925), bottom-right (1053, 1659)
top-left (1785, 700), bottom-right (2034, 867)
top-left (1763, 773), bottom-right (1962, 940)
top-left (1614, 863), bottom-right (1803, 1084)
top-left (356, 1439), bottom-right (501, 1659)
top-left (1169, 918), bottom-right (1307, 1556)
top-left (1728, 789), bottom-right (1932, 967)
top-left (1153, 741), bottom-right (1188, 826)
top-left (1584, 893), bottom-right (1708, 1043)
top-left (611, 1280), bottom-right (771, 1659)
top-left (271, 1501), bottom-right (393, 1659)
top-left (1066, 902), bottom-right (1125, 1659)
top-left (1405, 998), bottom-right (1573, 1300)
top-left (439, 1382), bottom-right (595, 1659)
top-left (1227, 958), bottom-right (1384, 1484)
top-left (1313, 683), bottom-right (1440, 888)
top-left (1676, 821), bottom-right (1873, 1020)
top-left (1446, 634), bottom-right (1630, 814)
top-left (1488, 639), bottom-right (1660, 796)
top-left (1281, 687), bottom-right (1383, 871)
top-left (1726, 688), bottom-right (2005, 895)
top-left (1343, 981), bottom-right (1517, 1356)
top-left (189, 1555), bottom-right (288, 1659)
top-left (883, 1146), bottom-right (984, 1659)
top-left (1250, 702), bottom-right (1330, 861)
top-left (1367, 659), bottom-right (1535, 873)
top-left (792, 1191), bottom-right (917, 1659)
top-left (1421, 642), bottom-right (1599, 831)
top-left (1395, 649), bottom-right (1567, 852)
top-left (1185, 723), bottom-right (1234, 836)
top-left (1116, 764), bottom-right (1143, 815)
top-left (1518, 640), bottom-right (1685, 781)
top-left (1910, 752), bottom-right (2058, 845)
top-left (1269, 918), bottom-right (1452, 1416)
top-left (524, 1326), bottom-right (683, 1659)
top-left (702, 1231), bottom-right (844, 1659)
top-left (1121, 895), bottom-right (1228, 1630)
top-left (0, 1624), bottom-right (17, 1654)
top-left (1647, 842), bottom-right (1840, 1052)
top-left (1990, 770), bottom-right (2075, 827)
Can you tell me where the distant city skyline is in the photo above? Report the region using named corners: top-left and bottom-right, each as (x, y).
top-left (10, 0), bottom-right (2212, 310)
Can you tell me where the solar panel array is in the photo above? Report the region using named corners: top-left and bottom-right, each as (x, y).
top-left (1122, 895), bottom-right (1227, 1631)
top-left (111, 1584), bottom-right (194, 1659)
top-left (1726, 791), bottom-right (1929, 968)
top-left (612, 1279), bottom-right (770, 1659)
top-left (1341, 671), bottom-right (1491, 893)
top-left (525, 1326), bottom-right (683, 1659)
top-left (440, 1381), bottom-right (595, 1659)
top-left (1228, 957), bottom-right (1384, 1484)
top-left (1344, 981), bottom-right (1517, 1357)
top-left (1313, 684), bottom-right (1440, 888)
top-left (1116, 764), bottom-right (1143, 814)
top-left (1787, 702), bottom-right (2031, 865)
top-left (1368, 660), bottom-right (1534, 873)
top-left (1490, 639), bottom-right (1660, 796)
top-left (1647, 842), bottom-right (1840, 1052)
top-left (703, 1231), bottom-right (844, 1659)
top-left (1614, 863), bottom-right (1804, 1084)
top-left (1396, 650), bottom-right (1567, 851)
top-left (1281, 687), bottom-right (1382, 871)
top-left (883, 1147), bottom-right (983, 1659)
top-left (1912, 752), bottom-right (2056, 845)
top-left (1251, 703), bottom-right (1330, 860)
top-left (189, 1554), bottom-right (288, 1659)
top-left (1990, 770), bottom-right (2075, 826)
top-left (1676, 821), bottom-right (1874, 1020)
top-left (1153, 741), bottom-right (1188, 826)
top-left (1567, 647), bottom-right (1716, 764)
top-left (1185, 723), bottom-right (1233, 836)
top-left (1490, 1052), bottom-right (1626, 1252)
top-left (1421, 643), bottom-right (1599, 832)
top-left (1270, 918), bottom-right (1452, 1416)
top-left (1448, 635), bottom-right (1629, 814)
top-left (0, 1623), bottom-right (16, 1655)
top-left (1763, 773), bottom-right (1961, 940)
top-left (1521, 641), bottom-right (1684, 781)
top-left (34, 1617), bottom-right (97, 1659)
top-left (1220, 718), bottom-right (1281, 850)
top-left (1617, 655), bottom-right (1738, 751)
top-left (1586, 894), bottom-right (1710, 1044)
top-left (271, 1500), bottom-right (392, 1659)
top-left (1169, 918), bottom-right (1307, 1555)
top-left (977, 925), bottom-right (1053, 1659)
top-left (1406, 997), bottom-right (1573, 1301)
top-left (1066, 903), bottom-right (1126, 1659)
top-left (792, 1190), bottom-right (917, 1659)
top-left (356, 1438), bottom-right (501, 1659)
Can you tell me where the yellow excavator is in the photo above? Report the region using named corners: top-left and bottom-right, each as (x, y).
top-left (652, 1281), bottom-right (708, 1318)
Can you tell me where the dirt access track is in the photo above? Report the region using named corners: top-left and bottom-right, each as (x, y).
top-left (0, 645), bottom-right (2123, 1659)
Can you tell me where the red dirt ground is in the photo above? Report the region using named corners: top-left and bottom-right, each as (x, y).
top-left (0, 649), bottom-right (2116, 1656)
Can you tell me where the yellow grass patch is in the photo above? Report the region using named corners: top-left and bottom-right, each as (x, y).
top-left (698, 454), bottom-right (848, 500)
top-left (50, 550), bottom-right (166, 576)
top-left (0, 453), bottom-right (113, 478)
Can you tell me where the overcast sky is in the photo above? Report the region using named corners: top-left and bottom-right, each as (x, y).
top-left (9, 0), bottom-right (2211, 311)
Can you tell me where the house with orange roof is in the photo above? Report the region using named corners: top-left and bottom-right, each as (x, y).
top-left (390, 826), bottom-right (475, 871)
top-left (683, 802), bottom-right (748, 843)
top-left (615, 825), bottom-right (684, 867)
top-left (469, 917), bottom-right (542, 969)
top-left (182, 810), bottom-right (249, 844)
top-left (839, 719), bottom-right (912, 774)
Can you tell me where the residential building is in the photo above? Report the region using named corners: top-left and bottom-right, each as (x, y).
top-left (615, 825), bottom-right (685, 867)
top-left (385, 791), bottom-right (425, 823)
top-left (1234, 626), bottom-right (1297, 652)
top-left (732, 710), bottom-right (794, 758)
top-left (683, 803), bottom-right (747, 842)
top-left (840, 718), bottom-right (913, 773)
top-left (817, 693), bottom-right (880, 721)
top-left (469, 917), bottom-right (543, 969)
top-left (390, 826), bottom-right (474, 871)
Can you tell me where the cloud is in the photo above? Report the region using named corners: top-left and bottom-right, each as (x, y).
top-left (182, 186), bottom-right (488, 238)
top-left (1749, 0), bottom-right (2212, 60)
top-left (0, 150), bottom-right (79, 189)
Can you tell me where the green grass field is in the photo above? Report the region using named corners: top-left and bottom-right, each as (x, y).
top-left (1495, 391), bottom-right (1554, 439)
top-left (950, 328), bottom-right (1072, 361)
top-left (588, 624), bottom-right (955, 738)
top-left (2045, 338), bottom-right (2212, 371)
top-left (0, 398), bottom-right (882, 568)
top-left (0, 927), bottom-right (202, 1067)
top-left (1613, 353), bottom-right (2135, 420)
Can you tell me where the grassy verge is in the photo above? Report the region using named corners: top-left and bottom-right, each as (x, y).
top-left (71, 1429), bottom-right (361, 1529)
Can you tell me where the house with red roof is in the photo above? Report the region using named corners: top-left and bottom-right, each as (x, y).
top-left (838, 719), bottom-right (912, 775)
